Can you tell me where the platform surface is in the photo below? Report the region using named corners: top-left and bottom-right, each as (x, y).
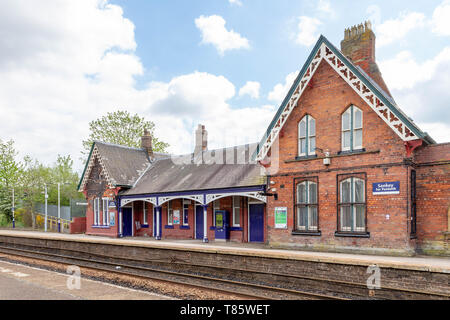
top-left (0, 229), bottom-right (449, 273)
top-left (0, 259), bottom-right (172, 300)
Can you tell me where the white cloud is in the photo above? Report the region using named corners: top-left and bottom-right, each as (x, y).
top-left (380, 47), bottom-right (450, 142)
top-left (0, 1), bottom-right (274, 173)
top-left (268, 71), bottom-right (299, 104)
top-left (239, 81), bottom-right (261, 99)
top-left (195, 15), bottom-right (250, 55)
top-left (317, 0), bottom-right (332, 14)
top-left (431, 0), bottom-right (450, 36)
top-left (229, 0), bottom-right (243, 6)
top-left (294, 16), bottom-right (322, 47)
top-left (375, 11), bottom-right (426, 47)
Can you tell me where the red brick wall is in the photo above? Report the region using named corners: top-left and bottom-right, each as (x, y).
top-left (69, 217), bottom-right (86, 234)
top-left (265, 60), bottom-right (416, 255)
top-left (414, 143), bottom-right (450, 255)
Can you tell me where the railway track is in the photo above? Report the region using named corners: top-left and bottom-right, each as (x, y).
top-left (0, 245), bottom-right (346, 300)
top-left (0, 238), bottom-right (448, 300)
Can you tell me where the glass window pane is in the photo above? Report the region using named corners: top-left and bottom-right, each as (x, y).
top-left (355, 205), bottom-right (365, 230)
top-left (309, 182), bottom-right (317, 204)
top-left (355, 179), bottom-right (365, 202)
top-left (343, 131), bottom-right (350, 149)
top-left (234, 208), bottom-right (240, 226)
top-left (341, 206), bottom-right (352, 231)
top-left (300, 138), bottom-right (306, 154)
top-left (297, 183), bottom-right (307, 203)
top-left (299, 119), bottom-right (306, 137)
top-left (354, 129), bottom-right (362, 148)
top-left (309, 137), bottom-right (316, 153)
top-left (309, 117), bottom-right (315, 136)
top-left (341, 180), bottom-right (351, 203)
top-left (342, 110), bottom-right (350, 130)
top-left (309, 206), bottom-right (318, 230)
top-left (297, 207), bottom-right (307, 229)
top-left (354, 109), bottom-right (362, 128)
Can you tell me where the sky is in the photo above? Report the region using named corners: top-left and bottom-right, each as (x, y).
top-left (0, 0), bottom-right (449, 173)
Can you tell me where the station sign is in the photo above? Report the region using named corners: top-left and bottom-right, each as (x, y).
top-left (372, 181), bottom-right (400, 195)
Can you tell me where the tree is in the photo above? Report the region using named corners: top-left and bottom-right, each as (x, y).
top-left (0, 139), bottom-right (22, 221)
top-left (81, 110), bottom-right (169, 158)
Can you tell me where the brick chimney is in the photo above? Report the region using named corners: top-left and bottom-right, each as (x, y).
top-left (194, 124), bottom-right (208, 155)
top-left (340, 21), bottom-right (391, 96)
top-left (141, 129), bottom-right (154, 160)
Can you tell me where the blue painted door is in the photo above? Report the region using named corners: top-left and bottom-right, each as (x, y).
top-left (249, 204), bottom-right (264, 242)
top-left (122, 208), bottom-right (132, 237)
top-left (195, 205), bottom-right (203, 240)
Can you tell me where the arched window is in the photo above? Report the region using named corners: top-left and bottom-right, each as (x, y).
top-left (295, 180), bottom-right (318, 231)
top-left (338, 177), bottom-right (366, 232)
top-left (342, 105), bottom-right (362, 151)
top-left (298, 115), bottom-right (316, 156)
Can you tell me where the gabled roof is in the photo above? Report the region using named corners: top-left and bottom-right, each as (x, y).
top-left (122, 143), bottom-right (265, 196)
top-left (77, 141), bottom-right (168, 192)
top-left (253, 35), bottom-right (435, 161)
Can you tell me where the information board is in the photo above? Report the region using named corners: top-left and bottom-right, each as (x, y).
top-left (274, 207), bottom-right (287, 229)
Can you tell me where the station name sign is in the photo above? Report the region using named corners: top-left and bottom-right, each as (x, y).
top-left (372, 181), bottom-right (400, 195)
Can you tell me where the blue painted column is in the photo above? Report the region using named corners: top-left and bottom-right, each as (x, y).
top-left (155, 206), bottom-right (162, 240)
top-left (202, 204), bottom-right (209, 243)
top-left (118, 205), bottom-right (123, 238)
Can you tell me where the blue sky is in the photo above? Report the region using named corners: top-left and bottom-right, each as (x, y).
top-left (0, 0), bottom-right (449, 172)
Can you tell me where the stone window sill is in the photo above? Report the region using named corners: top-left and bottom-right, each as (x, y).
top-left (292, 230), bottom-right (321, 236)
top-left (334, 231), bottom-right (370, 238)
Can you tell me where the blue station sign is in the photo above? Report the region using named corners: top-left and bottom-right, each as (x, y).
top-left (372, 181), bottom-right (400, 195)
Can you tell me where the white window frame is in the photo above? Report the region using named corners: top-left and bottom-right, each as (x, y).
top-left (102, 198), bottom-right (109, 226)
top-left (93, 198), bottom-right (100, 225)
top-left (232, 196), bottom-right (241, 227)
top-left (167, 200), bottom-right (173, 225)
top-left (298, 115), bottom-right (316, 157)
top-left (296, 181), bottom-right (318, 231)
top-left (182, 200), bottom-right (189, 226)
top-left (143, 201), bottom-right (148, 225)
top-left (339, 177), bottom-right (365, 232)
top-left (342, 105), bottom-right (363, 151)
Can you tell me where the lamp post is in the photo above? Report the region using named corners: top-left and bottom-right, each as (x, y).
top-left (44, 184), bottom-right (48, 232)
top-left (12, 187), bottom-right (15, 229)
top-left (57, 182), bottom-right (61, 232)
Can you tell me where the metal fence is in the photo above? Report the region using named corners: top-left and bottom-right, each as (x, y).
top-left (33, 199), bottom-right (87, 221)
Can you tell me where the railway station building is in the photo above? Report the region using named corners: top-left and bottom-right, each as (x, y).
top-left (78, 22), bottom-right (450, 256)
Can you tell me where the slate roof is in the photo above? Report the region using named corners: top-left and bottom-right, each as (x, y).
top-left (78, 141), bottom-right (169, 191)
top-left (122, 143), bottom-right (265, 196)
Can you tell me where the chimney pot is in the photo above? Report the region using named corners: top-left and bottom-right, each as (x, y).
top-left (141, 129), bottom-right (154, 160)
top-left (194, 124), bottom-right (208, 156)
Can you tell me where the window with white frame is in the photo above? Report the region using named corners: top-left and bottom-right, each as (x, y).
top-left (298, 115), bottom-right (316, 156)
top-left (232, 196), bottom-right (241, 227)
top-left (167, 200), bottom-right (173, 225)
top-left (183, 200), bottom-right (189, 226)
top-left (338, 177), bottom-right (366, 232)
top-left (143, 202), bottom-right (148, 225)
top-left (342, 105), bottom-right (363, 151)
top-left (213, 200), bottom-right (220, 226)
top-left (102, 198), bottom-right (109, 226)
top-left (93, 198), bottom-right (100, 225)
top-left (295, 180), bottom-right (318, 231)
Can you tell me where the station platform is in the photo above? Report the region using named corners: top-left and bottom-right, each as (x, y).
top-left (0, 229), bottom-right (449, 273)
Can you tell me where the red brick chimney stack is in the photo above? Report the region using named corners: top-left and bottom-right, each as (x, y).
top-left (340, 21), bottom-right (392, 96)
top-left (141, 129), bottom-right (154, 160)
top-left (194, 124), bottom-right (208, 155)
